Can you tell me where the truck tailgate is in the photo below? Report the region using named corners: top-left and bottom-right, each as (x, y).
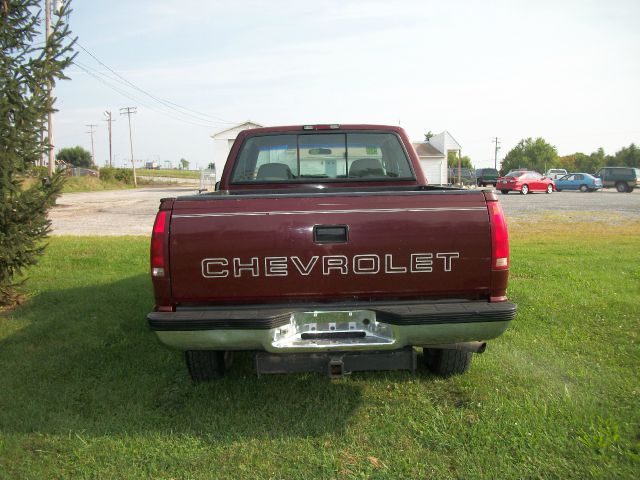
top-left (168, 191), bottom-right (491, 304)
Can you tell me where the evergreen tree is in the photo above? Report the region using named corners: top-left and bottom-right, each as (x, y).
top-left (0, 1), bottom-right (75, 305)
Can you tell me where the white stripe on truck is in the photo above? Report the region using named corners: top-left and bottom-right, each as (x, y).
top-left (172, 206), bottom-right (487, 219)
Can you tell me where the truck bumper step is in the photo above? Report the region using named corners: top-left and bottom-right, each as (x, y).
top-left (148, 301), bottom-right (516, 330)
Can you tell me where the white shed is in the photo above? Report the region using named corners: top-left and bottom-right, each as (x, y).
top-left (412, 131), bottom-right (462, 185)
top-left (412, 142), bottom-right (446, 185)
top-left (211, 120), bottom-right (263, 176)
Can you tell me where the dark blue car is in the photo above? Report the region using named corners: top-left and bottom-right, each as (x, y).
top-left (555, 173), bottom-right (603, 192)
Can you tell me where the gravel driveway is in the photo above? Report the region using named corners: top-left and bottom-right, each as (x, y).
top-left (49, 186), bottom-right (640, 236)
top-left (499, 188), bottom-right (640, 219)
top-left (50, 186), bottom-right (200, 235)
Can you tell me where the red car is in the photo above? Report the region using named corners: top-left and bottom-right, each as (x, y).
top-left (498, 171), bottom-right (555, 195)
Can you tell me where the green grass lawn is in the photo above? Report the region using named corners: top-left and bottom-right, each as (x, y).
top-left (61, 176), bottom-right (134, 193)
top-left (0, 226), bottom-right (639, 478)
top-left (21, 169), bottom-right (199, 194)
top-left (137, 169), bottom-right (201, 179)
top-left (20, 176), bottom-right (134, 194)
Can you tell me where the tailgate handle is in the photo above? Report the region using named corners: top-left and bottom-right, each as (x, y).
top-left (314, 225), bottom-right (348, 244)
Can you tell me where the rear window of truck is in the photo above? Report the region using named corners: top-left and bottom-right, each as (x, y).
top-left (230, 132), bottom-right (415, 183)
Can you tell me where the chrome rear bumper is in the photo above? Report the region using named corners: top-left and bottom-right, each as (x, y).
top-left (148, 301), bottom-right (516, 353)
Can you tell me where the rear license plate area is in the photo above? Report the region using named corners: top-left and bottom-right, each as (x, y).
top-left (271, 310), bottom-right (395, 349)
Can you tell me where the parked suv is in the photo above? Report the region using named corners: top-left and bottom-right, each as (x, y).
top-left (476, 168), bottom-right (500, 187)
top-left (594, 167), bottom-right (640, 193)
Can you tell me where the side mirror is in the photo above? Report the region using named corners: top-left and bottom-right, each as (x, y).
top-left (214, 181), bottom-right (221, 191)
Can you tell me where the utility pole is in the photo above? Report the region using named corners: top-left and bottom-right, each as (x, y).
top-left (45, 0), bottom-right (55, 176)
top-left (41, 130), bottom-right (46, 167)
top-left (493, 137), bottom-right (501, 170)
top-left (85, 124), bottom-right (97, 166)
top-left (103, 111), bottom-right (114, 167)
top-left (120, 107), bottom-right (138, 187)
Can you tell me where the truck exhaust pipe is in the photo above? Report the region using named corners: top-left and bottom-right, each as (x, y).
top-left (425, 341), bottom-right (487, 353)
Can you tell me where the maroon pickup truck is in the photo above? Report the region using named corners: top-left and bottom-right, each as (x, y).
top-left (148, 124), bottom-right (515, 380)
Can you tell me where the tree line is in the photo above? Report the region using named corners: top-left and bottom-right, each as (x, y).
top-left (445, 138), bottom-right (639, 174)
top-left (501, 138), bottom-right (639, 174)
top-left (56, 146), bottom-right (192, 170)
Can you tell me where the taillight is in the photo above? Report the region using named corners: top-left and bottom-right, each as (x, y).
top-left (151, 210), bottom-right (168, 277)
top-left (488, 201), bottom-right (509, 270)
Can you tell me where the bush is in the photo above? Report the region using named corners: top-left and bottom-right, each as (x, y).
top-left (99, 167), bottom-right (134, 184)
top-left (56, 146), bottom-right (93, 168)
top-left (98, 167), bottom-right (115, 181)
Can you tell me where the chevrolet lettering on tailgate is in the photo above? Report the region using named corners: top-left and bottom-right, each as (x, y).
top-left (201, 253), bottom-right (460, 278)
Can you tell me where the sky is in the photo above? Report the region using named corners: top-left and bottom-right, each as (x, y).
top-left (52, 0), bottom-right (640, 171)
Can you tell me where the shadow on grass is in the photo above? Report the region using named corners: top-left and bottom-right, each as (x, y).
top-left (0, 274), bottom-right (370, 441)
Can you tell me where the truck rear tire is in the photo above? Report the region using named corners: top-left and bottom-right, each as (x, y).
top-left (185, 350), bottom-right (231, 381)
top-left (423, 348), bottom-right (472, 377)
top-left (616, 182), bottom-right (627, 193)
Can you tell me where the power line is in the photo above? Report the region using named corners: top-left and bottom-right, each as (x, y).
top-left (75, 41), bottom-right (238, 125)
top-left (73, 62), bottom-right (211, 128)
top-left (72, 60), bottom-right (232, 129)
top-left (74, 62), bottom-right (154, 110)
